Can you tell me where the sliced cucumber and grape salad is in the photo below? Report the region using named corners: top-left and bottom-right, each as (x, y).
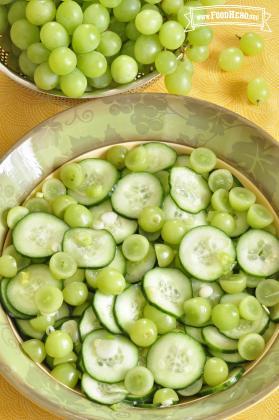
top-left (0, 142), bottom-right (278, 408)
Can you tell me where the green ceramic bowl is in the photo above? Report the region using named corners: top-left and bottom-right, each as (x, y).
top-left (0, 93), bottom-right (278, 419)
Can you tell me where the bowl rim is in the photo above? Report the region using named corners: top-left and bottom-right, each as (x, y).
top-left (0, 93), bottom-right (278, 420)
top-left (1, 92), bottom-right (278, 167)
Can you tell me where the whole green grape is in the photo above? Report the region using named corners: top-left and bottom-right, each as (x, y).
top-left (96, 267), bottom-right (126, 295)
top-left (19, 51), bottom-right (37, 78)
top-left (186, 45), bottom-right (209, 63)
top-left (77, 51), bottom-right (107, 78)
top-left (113, 0), bottom-right (141, 23)
top-left (239, 32), bottom-right (264, 56)
top-left (204, 357), bottom-right (228, 386)
top-left (111, 55), bottom-right (138, 84)
top-left (45, 330), bottom-right (73, 358)
top-left (89, 68), bottom-right (112, 89)
top-left (27, 42), bottom-right (50, 65)
top-left (10, 19), bottom-right (40, 50)
top-left (125, 20), bottom-right (140, 41)
top-left (56, 0), bottom-right (83, 35)
top-left (40, 22), bottom-right (69, 51)
top-left (64, 204), bottom-right (93, 228)
top-left (106, 145), bottom-right (128, 169)
top-left (63, 281), bottom-right (89, 306)
top-left (26, 0), bottom-right (56, 26)
top-left (48, 47), bottom-right (77, 76)
top-left (134, 34), bottom-right (162, 65)
top-left (97, 31), bottom-right (122, 57)
top-left (60, 68), bottom-right (87, 98)
top-left (187, 27), bottom-right (213, 46)
top-left (165, 64), bottom-right (192, 95)
top-left (218, 47), bottom-right (244, 71)
top-left (129, 318), bottom-right (158, 347)
top-left (143, 304), bottom-right (176, 334)
top-left (83, 3), bottom-right (110, 33)
top-left (51, 363), bottom-right (79, 388)
top-left (21, 339), bottom-right (46, 363)
top-left (138, 206), bottom-right (164, 232)
top-left (121, 40), bottom-right (135, 58)
top-left (247, 78), bottom-right (270, 105)
top-left (72, 24), bottom-right (101, 54)
top-left (162, 0), bottom-right (183, 15)
top-left (212, 303), bottom-right (240, 330)
top-left (7, 1), bottom-right (26, 26)
top-left (155, 50), bottom-right (178, 75)
top-left (135, 9), bottom-right (163, 35)
top-left (159, 20), bottom-right (185, 50)
top-left (34, 62), bottom-right (59, 90)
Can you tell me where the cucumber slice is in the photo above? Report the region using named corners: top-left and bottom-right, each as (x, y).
top-left (221, 308), bottom-right (269, 339)
top-left (198, 367), bottom-right (244, 396)
top-left (60, 319), bottom-right (80, 345)
top-left (170, 167), bottom-right (211, 213)
top-left (246, 274), bottom-right (264, 288)
top-left (114, 284), bottom-right (146, 333)
top-left (90, 200), bottom-right (138, 244)
top-left (15, 319), bottom-right (44, 340)
top-left (147, 332), bottom-right (206, 388)
top-left (237, 230), bottom-right (279, 277)
top-left (126, 386), bottom-right (156, 403)
top-left (108, 247), bottom-right (126, 274)
top-left (208, 349), bottom-right (245, 364)
top-left (270, 303), bottom-right (279, 323)
top-left (144, 143), bottom-right (177, 173)
top-left (262, 321), bottom-right (277, 341)
top-left (63, 228), bottom-right (116, 268)
top-left (0, 278), bottom-right (31, 319)
top-left (54, 316), bottom-right (72, 329)
top-left (82, 374), bottom-right (128, 405)
top-left (202, 326), bottom-right (238, 352)
top-left (68, 159), bottom-right (119, 206)
top-left (179, 226), bottom-right (236, 281)
top-left (93, 291), bottom-right (121, 334)
top-left (220, 292), bottom-right (250, 306)
top-left (111, 172), bottom-right (163, 219)
top-left (77, 356), bottom-right (85, 373)
top-left (6, 265), bottom-right (62, 316)
top-left (143, 268), bottom-right (192, 317)
top-left (177, 377), bottom-right (203, 396)
top-left (13, 213), bottom-right (68, 258)
top-left (89, 199), bottom-right (112, 222)
top-left (82, 329), bottom-right (138, 383)
top-left (54, 302), bottom-right (71, 321)
top-left (162, 195), bottom-right (207, 231)
top-left (79, 307), bottom-right (101, 340)
top-left (185, 326), bottom-right (206, 345)
top-left (126, 244), bottom-right (156, 284)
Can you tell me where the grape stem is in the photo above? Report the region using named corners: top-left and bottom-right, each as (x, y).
top-left (235, 35), bottom-right (241, 40)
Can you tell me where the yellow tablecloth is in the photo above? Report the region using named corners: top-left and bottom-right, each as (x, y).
top-left (0, 0), bottom-right (278, 418)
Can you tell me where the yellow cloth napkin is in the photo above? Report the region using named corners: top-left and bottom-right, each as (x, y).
top-left (0, 0), bottom-right (278, 418)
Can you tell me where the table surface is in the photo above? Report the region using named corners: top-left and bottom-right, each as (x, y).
top-left (0, 0), bottom-right (278, 418)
